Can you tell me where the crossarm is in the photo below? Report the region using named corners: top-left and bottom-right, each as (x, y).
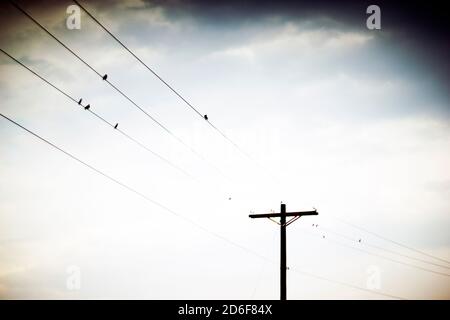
top-left (249, 210), bottom-right (318, 218)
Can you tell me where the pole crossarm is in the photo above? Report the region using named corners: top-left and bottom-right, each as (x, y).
top-left (249, 210), bottom-right (318, 219)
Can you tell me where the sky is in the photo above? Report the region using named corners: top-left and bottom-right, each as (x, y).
top-left (0, 0), bottom-right (449, 299)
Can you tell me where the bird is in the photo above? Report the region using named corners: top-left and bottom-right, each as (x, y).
top-left (78, 98), bottom-right (82, 105)
top-left (322, 235), bottom-right (325, 239)
top-left (203, 114), bottom-right (208, 121)
top-left (102, 74), bottom-right (108, 80)
top-left (114, 123), bottom-right (118, 129)
top-left (358, 239), bottom-right (362, 243)
top-left (84, 104), bottom-right (90, 110)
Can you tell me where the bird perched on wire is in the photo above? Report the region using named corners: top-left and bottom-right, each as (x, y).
top-left (114, 123), bottom-right (118, 129)
top-left (84, 104), bottom-right (90, 110)
top-left (78, 98), bottom-right (82, 105)
top-left (102, 74), bottom-right (108, 81)
top-left (203, 114), bottom-right (208, 121)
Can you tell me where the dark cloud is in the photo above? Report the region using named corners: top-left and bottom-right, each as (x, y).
top-left (145, 0), bottom-right (449, 83)
top-left (2, 0), bottom-right (448, 85)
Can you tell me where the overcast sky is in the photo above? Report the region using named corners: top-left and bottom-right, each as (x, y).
top-left (0, 0), bottom-right (449, 299)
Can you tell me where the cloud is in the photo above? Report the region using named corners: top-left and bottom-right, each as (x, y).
top-left (210, 22), bottom-right (373, 62)
top-left (0, 0), bottom-right (449, 299)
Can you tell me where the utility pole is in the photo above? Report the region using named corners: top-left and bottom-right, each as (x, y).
top-left (249, 203), bottom-right (318, 300)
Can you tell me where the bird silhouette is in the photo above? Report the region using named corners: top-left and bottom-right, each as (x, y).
top-left (102, 74), bottom-right (108, 80)
top-left (114, 123), bottom-right (118, 129)
top-left (358, 239), bottom-right (362, 243)
top-left (84, 104), bottom-right (90, 110)
top-left (322, 235), bottom-right (325, 239)
top-left (203, 114), bottom-right (208, 121)
top-left (78, 98), bottom-right (82, 105)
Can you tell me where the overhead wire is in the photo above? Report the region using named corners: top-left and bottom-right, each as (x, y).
top-left (0, 47), bottom-right (194, 180)
top-left (6, 0), bottom-right (446, 297)
top-left (10, 0), bottom-right (233, 184)
top-left (315, 222), bottom-right (450, 270)
top-left (295, 224), bottom-right (450, 278)
top-left (0, 111), bottom-right (262, 260)
top-left (68, 0), bottom-right (450, 267)
top-left (330, 216), bottom-right (450, 265)
top-left (0, 111), bottom-right (408, 300)
top-left (288, 267), bottom-right (406, 300)
top-left (71, 0), bottom-right (282, 185)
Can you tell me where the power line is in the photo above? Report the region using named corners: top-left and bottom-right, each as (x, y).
top-left (289, 267), bottom-right (406, 300)
top-left (297, 225), bottom-right (450, 278)
top-left (9, 1), bottom-right (173, 137)
top-left (0, 112), bottom-right (177, 215)
top-left (71, 0), bottom-right (204, 119)
top-left (72, 0), bottom-right (253, 159)
top-left (0, 47), bottom-right (194, 180)
top-left (0, 112), bottom-right (408, 300)
top-left (0, 111), bottom-right (260, 258)
top-left (67, 0), bottom-right (450, 267)
top-left (6, 0), bottom-right (438, 298)
top-left (10, 1), bottom-right (102, 78)
top-left (316, 223), bottom-right (450, 270)
top-left (71, 0), bottom-right (283, 186)
top-left (248, 240), bottom-right (407, 299)
top-left (0, 110), bottom-right (272, 265)
top-left (72, 0), bottom-right (448, 282)
top-left (330, 216), bottom-right (450, 265)
top-left (10, 0), bottom-right (231, 183)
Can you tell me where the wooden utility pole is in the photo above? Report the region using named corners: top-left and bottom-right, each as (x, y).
top-left (249, 203), bottom-right (318, 300)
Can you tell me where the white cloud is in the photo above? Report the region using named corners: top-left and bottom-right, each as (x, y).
top-left (210, 22), bottom-right (373, 62)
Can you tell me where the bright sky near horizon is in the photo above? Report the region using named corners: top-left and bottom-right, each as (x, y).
top-left (0, 0), bottom-right (449, 299)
